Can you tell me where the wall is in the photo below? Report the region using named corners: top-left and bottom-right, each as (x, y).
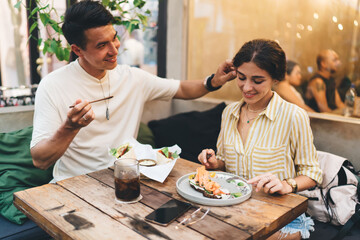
top-left (142, 0), bottom-right (188, 123)
top-left (0, 106), bottom-right (34, 132)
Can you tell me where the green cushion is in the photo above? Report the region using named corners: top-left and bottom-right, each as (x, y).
top-left (0, 126), bottom-right (53, 224)
top-left (137, 122), bottom-right (155, 148)
top-left (0, 123), bottom-right (153, 225)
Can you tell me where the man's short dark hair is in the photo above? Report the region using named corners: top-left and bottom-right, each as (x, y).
top-left (62, 0), bottom-right (114, 49)
top-left (232, 39), bottom-right (286, 81)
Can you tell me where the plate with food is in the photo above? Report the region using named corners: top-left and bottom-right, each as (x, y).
top-left (176, 166), bottom-right (252, 206)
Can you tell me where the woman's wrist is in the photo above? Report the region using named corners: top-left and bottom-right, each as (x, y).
top-left (282, 180), bottom-right (294, 194)
top-left (213, 159), bottom-right (225, 171)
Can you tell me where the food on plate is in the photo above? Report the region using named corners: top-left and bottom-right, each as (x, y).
top-left (189, 166), bottom-right (229, 199)
top-left (110, 143), bottom-right (133, 158)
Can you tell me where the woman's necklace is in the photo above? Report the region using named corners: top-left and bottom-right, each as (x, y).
top-left (247, 104), bottom-right (267, 113)
top-left (99, 74), bottom-right (111, 120)
top-left (244, 104), bottom-right (266, 124)
top-left (244, 108), bottom-right (257, 124)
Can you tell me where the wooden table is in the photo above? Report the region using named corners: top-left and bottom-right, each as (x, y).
top-left (14, 159), bottom-right (307, 240)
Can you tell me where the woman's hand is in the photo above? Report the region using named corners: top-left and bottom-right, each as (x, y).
top-left (198, 149), bottom-right (219, 170)
top-left (247, 173), bottom-right (292, 195)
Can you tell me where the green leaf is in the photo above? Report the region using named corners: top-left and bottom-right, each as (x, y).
top-left (138, 14), bottom-right (148, 27)
top-left (51, 39), bottom-right (59, 52)
top-left (29, 22), bottom-right (38, 34)
top-left (42, 42), bottom-right (48, 55)
top-left (172, 151), bottom-right (179, 159)
top-left (39, 13), bottom-right (50, 25)
top-left (37, 38), bottom-right (43, 46)
top-left (56, 47), bottom-right (64, 61)
top-left (14, 1), bottom-right (22, 9)
top-left (126, 19), bottom-right (140, 33)
top-left (161, 147), bottom-right (169, 158)
top-left (49, 20), bottom-right (62, 34)
top-left (64, 47), bottom-right (70, 61)
top-left (30, 6), bottom-right (39, 17)
top-left (134, 0), bottom-right (146, 8)
top-left (145, 9), bottom-right (151, 15)
top-left (27, 35), bottom-right (32, 44)
top-left (39, 4), bottom-right (50, 11)
top-left (110, 148), bottom-right (117, 156)
top-left (102, 0), bottom-right (110, 5)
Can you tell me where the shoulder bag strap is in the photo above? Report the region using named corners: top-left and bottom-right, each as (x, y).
top-left (333, 206), bottom-right (360, 240)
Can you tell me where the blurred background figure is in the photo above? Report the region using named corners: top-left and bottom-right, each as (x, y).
top-left (118, 30), bottom-right (144, 68)
top-left (304, 49), bottom-right (345, 113)
top-left (337, 76), bottom-right (352, 102)
top-left (274, 60), bottom-right (315, 112)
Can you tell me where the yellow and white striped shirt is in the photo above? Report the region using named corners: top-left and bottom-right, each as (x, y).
top-left (216, 92), bottom-right (323, 184)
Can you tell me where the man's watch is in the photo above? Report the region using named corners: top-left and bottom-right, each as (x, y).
top-left (285, 178), bottom-right (298, 193)
top-left (203, 74), bottom-right (221, 91)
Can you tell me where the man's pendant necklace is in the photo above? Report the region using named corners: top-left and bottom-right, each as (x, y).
top-left (99, 74), bottom-right (111, 120)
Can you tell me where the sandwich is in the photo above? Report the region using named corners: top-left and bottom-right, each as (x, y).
top-left (110, 143), bottom-right (133, 158)
top-left (156, 147), bottom-right (179, 164)
top-left (158, 147), bottom-right (179, 160)
top-left (189, 166), bottom-right (229, 199)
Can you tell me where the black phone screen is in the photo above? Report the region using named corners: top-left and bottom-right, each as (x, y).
top-left (145, 199), bottom-right (192, 226)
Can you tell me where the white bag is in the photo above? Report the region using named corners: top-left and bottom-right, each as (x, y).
top-left (298, 151), bottom-right (360, 226)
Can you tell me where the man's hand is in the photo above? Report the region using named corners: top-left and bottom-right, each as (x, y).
top-left (66, 99), bottom-right (95, 129)
top-left (211, 59), bottom-right (237, 88)
top-left (31, 99), bottom-right (96, 170)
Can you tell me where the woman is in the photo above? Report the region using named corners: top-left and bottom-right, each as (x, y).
top-left (274, 60), bottom-right (315, 112)
top-left (198, 39), bottom-right (322, 240)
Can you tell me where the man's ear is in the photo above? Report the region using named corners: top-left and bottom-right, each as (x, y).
top-left (71, 44), bottom-right (82, 57)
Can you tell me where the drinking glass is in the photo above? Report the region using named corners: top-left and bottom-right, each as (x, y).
top-left (114, 158), bottom-right (142, 203)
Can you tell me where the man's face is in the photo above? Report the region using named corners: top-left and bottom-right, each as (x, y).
top-left (325, 51), bottom-right (341, 74)
top-left (75, 24), bottom-right (120, 79)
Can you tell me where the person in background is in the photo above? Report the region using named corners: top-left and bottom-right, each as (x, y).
top-left (305, 49), bottom-right (345, 113)
top-left (198, 39), bottom-right (322, 240)
top-left (30, 0), bottom-right (235, 182)
top-left (274, 60), bottom-right (315, 112)
top-left (118, 29), bottom-right (144, 68)
top-left (337, 76), bottom-right (352, 102)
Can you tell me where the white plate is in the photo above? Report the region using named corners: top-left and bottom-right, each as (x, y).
top-left (176, 171), bottom-right (252, 206)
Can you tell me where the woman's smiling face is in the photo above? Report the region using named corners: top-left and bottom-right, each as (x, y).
top-left (236, 62), bottom-right (278, 107)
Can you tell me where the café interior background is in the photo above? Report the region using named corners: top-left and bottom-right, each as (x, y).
top-left (187, 0), bottom-right (360, 101)
top-left (1, 0), bottom-right (360, 102)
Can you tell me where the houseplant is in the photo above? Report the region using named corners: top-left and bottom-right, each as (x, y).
top-left (15, 0), bottom-right (150, 62)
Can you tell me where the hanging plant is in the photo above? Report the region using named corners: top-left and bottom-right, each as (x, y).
top-left (14, 0), bottom-right (150, 62)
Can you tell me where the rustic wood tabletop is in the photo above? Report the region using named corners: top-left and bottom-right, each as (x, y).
top-left (14, 158), bottom-right (307, 240)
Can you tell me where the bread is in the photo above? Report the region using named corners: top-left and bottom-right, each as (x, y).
top-left (189, 166), bottom-right (227, 199)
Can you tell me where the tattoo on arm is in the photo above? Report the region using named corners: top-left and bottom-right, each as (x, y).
top-left (315, 82), bottom-right (325, 92)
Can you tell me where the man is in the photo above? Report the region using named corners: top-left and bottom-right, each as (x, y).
top-left (305, 49), bottom-right (345, 113)
top-left (30, 0), bottom-right (235, 182)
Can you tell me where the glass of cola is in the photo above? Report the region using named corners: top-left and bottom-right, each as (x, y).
top-left (114, 158), bottom-right (142, 203)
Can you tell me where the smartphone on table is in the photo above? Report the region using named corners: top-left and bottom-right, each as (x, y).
top-left (145, 199), bottom-right (192, 226)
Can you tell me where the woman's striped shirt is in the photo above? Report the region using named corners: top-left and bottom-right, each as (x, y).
top-left (216, 92), bottom-right (323, 184)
